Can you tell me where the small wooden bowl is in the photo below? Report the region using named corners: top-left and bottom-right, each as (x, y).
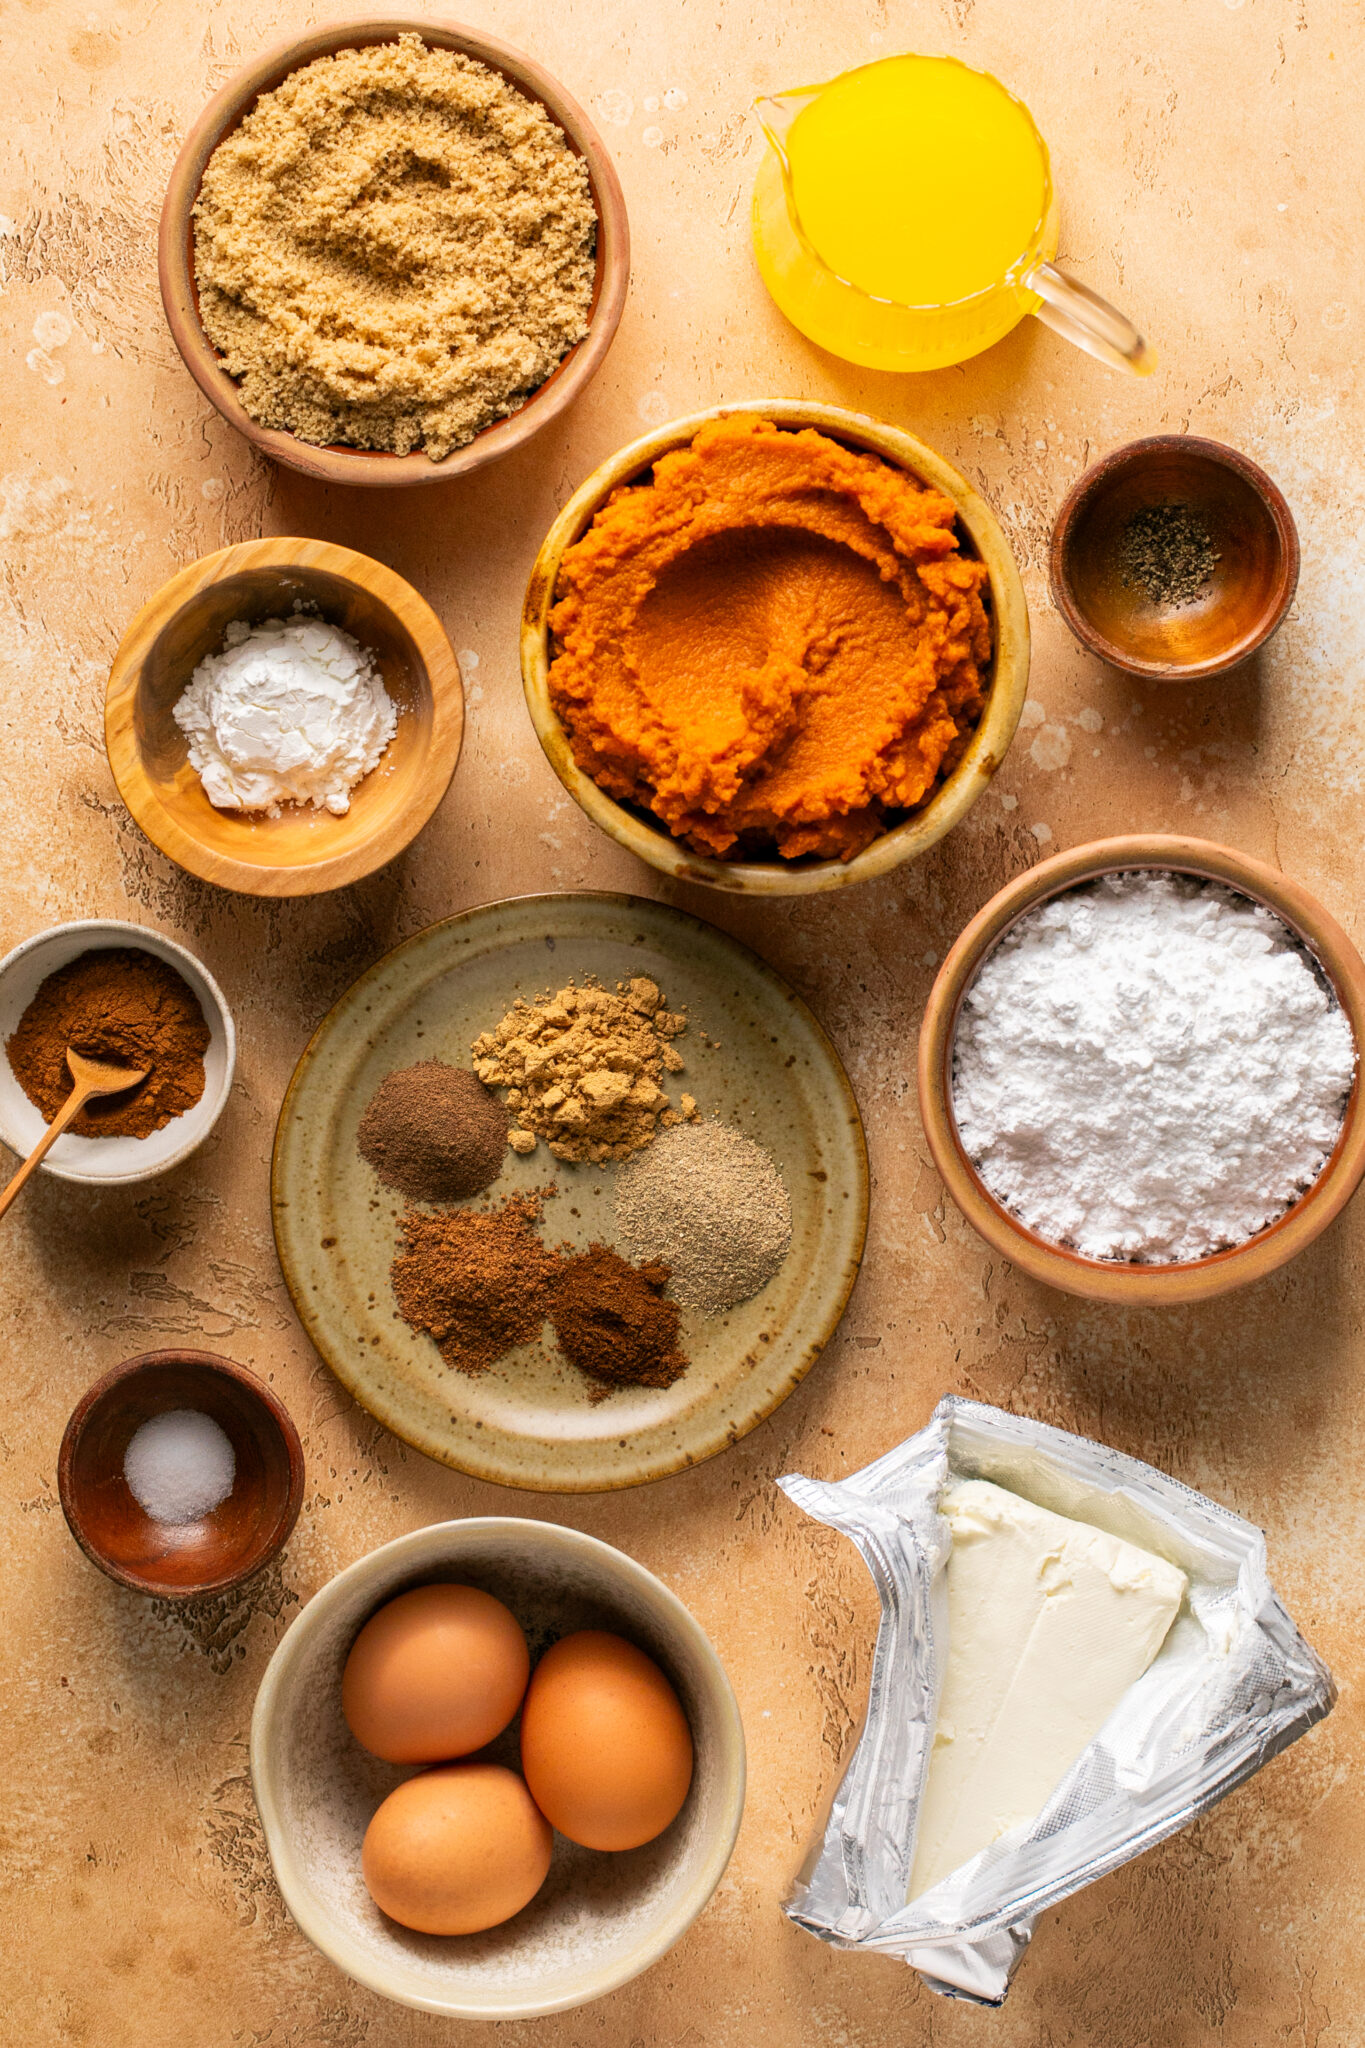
top-left (521, 401), bottom-right (1031, 896)
top-left (59, 1350), bottom-right (304, 1598)
top-left (1049, 436), bottom-right (1299, 680)
top-left (105, 538), bottom-right (463, 897)
top-left (159, 19), bottom-right (629, 488)
top-left (917, 836), bottom-right (1365, 1305)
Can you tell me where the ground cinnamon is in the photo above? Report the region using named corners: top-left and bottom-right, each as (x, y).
top-left (390, 1194), bottom-right (559, 1374)
top-left (6, 946), bottom-right (211, 1138)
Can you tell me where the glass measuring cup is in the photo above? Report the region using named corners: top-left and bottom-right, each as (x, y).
top-left (752, 54), bottom-right (1154, 377)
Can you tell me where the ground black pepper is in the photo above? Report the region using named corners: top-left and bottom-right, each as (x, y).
top-left (1118, 503), bottom-right (1219, 607)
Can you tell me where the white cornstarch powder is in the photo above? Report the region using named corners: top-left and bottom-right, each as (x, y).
top-left (123, 1409), bottom-right (236, 1525)
top-left (952, 872), bottom-right (1356, 1263)
top-left (174, 614), bottom-right (397, 816)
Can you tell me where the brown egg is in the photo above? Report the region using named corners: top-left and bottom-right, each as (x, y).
top-left (520, 1630), bottom-right (694, 1851)
top-left (362, 1762), bottom-right (552, 1935)
top-left (342, 1583), bottom-right (529, 1764)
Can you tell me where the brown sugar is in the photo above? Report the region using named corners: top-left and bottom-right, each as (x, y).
top-left (6, 947), bottom-right (210, 1139)
top-left (193, 35), bottom-right (598, 460)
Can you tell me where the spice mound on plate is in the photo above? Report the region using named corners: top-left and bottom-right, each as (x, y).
top-left (389, 1191), bottom-right (691, 1392)
top-left (391, 1194), bottom-right (559, 1374)
top-left (952, 871), bottom-right (1356, 1263)
top-left (174, 614), bottom-right (396, 816)
top-left (193, 35), bottom-right (597, 461)
top-left (547, 415), bottom-right (992, 862)
top-left (472, 977), bottom-right (695, 1163)
top-left (614, 1120), bottom-right (793, 1314)
top-left (6, 946), bottom-right (210, 1138)
top-left (358, 1061), bottom-right (508, 1203)
top-left (550, 1243), bottom-right (687, 1392)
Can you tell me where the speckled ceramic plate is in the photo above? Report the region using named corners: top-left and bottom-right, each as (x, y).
top-left (272, 893), bottom-right (867, 1491)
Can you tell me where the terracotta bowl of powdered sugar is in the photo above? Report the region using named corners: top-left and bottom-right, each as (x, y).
top-left (105, 537), bottom-right (464, 897)
top-left (918, 834), bottom-right (1365, 1304)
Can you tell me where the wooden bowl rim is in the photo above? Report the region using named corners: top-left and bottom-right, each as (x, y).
top-left (58, 1347), bottom-right (305, 1598)
top-left (916, 834), bottom-right (1365, 1305)
top-left (519, 399), bottom-right (1031, 897)
top-left (1049, 434), bottom-right (1300, 681)
top-left (157, 16), bottom-right (630, 488)
top-left (104, 536), bottom-right (464, 898)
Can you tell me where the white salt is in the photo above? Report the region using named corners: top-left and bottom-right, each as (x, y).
top-left (123, 1409), bottom-right (236, 1524)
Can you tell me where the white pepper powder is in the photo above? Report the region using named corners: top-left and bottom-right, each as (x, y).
top-left (951, 871), bottom-right (1356, 1263)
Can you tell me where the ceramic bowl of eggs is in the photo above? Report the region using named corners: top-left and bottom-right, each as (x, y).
top-left (250, 1517), bottom-right (745, 2018)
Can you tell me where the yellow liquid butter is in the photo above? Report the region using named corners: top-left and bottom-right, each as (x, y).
top-left (753, 54), bottom-right (1059, 372)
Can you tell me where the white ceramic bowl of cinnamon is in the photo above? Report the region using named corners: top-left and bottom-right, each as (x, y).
top-left (0, 920), bottom-right (235, 1186)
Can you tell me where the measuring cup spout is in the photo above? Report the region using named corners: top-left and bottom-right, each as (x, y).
top-left (754, 88), bottom-right (817, 166)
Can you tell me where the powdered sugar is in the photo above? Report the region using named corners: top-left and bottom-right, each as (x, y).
top-left (951, 871), bottom-right (1356, 1263)
top-left (173, 613), bottom-right (397, 816)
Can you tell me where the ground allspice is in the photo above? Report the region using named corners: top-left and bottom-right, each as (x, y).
top-left (358, 1060), bottom-right (508, 1203)
top-left (1118, 503), bottom-right (1220, 608)
top-left (6, 946), bottom-right (210, 1138)
top-left (391, 1194), bottom-right (559, 1374)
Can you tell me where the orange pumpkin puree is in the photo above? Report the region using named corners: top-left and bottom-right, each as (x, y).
top-left (547, 416), bottom-right (992, 861)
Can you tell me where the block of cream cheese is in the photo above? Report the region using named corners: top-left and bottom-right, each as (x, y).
top-left (909, 1479), bottom-right (1187, 1900)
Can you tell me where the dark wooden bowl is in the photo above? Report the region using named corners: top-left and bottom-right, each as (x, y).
top-left (1049, 436), bottom-right (1299, 680)
top-left (58, 1350), bottom-right (304, 1597)
top-left (158, 18), bottom-right (630, 489)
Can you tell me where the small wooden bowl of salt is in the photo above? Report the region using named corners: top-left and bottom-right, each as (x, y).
top-left (59, 1350), bottom-right (304, 1598)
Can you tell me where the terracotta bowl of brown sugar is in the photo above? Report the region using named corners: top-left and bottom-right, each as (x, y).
top-left (917, 835), bottom-right (1365, 1305)
top-left (0, 919), bottom-right (235, 1187)
top-left (159, 18), bottom-right (630, 488)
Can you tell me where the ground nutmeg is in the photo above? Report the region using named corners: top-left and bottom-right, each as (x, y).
top-left (7, 946), bottom-right (211, 1138)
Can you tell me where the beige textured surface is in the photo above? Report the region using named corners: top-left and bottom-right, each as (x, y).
top-left (1, 1), bottom-right (1361, 2042)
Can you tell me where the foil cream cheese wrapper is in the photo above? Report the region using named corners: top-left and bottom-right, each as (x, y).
top-left (777, 1396), bottom-right (1335, 2005)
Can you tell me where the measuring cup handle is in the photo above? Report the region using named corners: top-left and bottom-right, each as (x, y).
top-left (1024, 261), bottom-right (1156, 376)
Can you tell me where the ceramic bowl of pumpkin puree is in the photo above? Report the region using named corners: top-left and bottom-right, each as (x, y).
top-left (520, 402), bottom-right (1029, 894)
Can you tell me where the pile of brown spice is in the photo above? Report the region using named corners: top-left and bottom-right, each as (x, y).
top-left (472, 977), bottom-right (696, 1163)
top-left (390, 1191), bottom-right (689, 1393)
top-left (6, 946), bottom-right (210, 1138)
top-left (550, 1244), bottom-right (687, 1393)
top-left (193, 35), bottom-right (598, 460)
top-left (1118, 503), bottom-right (1220, 608)
top-left (357, 1061), bottom-right (508, 1202)
top-left (391, 1195), bottom-right (559, 1375)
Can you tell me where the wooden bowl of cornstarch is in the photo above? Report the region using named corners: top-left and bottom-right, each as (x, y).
top-left (917, 835), bottom-right (1365, 1304)
top-left (104, 538), bottom-right (463, 897)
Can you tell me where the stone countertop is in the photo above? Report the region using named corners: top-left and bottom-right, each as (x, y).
top-left (2, 2), bottom-right (1361, 2043)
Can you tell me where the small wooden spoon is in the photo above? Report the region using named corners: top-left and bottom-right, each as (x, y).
top-left (0, 1048), bottom-right (150, 1220)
